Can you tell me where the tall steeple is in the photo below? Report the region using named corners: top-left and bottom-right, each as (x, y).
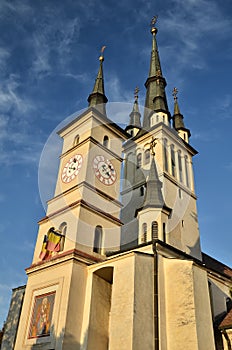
top-left (87, 46), bottom-right (108, 115)
top-left (125, 87), bottom-right (141, 137)
top-left (143, 16), bottom-right (170, 129)
top-left (172, 87), bottom-right (191, 143)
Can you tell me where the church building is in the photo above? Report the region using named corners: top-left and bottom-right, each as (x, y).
top-left (1, 18), bottom-right (232, 350)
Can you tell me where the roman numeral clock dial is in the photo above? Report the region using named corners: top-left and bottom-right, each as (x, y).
top-left (61, 154), bottom-right (83, 183)
top-left (93, 155), bottom-right (117, 185)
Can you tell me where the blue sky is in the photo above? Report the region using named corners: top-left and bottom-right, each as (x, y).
top-left (0, 0), bottom-right (232, 327)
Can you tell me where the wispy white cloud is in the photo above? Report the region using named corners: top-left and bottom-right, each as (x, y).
top-left (217, 94), bottom-right (232, 115)
top-left (31, 14), bottom-right (81, 78)
top-left (160, 0), bottom-right (231, 72)
top-left (0, 47), bottom-right (10, 71)
top-left (0, 74), bottom-right (33, 114)
top-left (62, 72), bottom-right (91, 84)
top-left (191, 128), bottom-right (220, 142)
top-left (106, 73), bottom-right (133, 102)
top-left (0, 0), bottom-right (32, 18)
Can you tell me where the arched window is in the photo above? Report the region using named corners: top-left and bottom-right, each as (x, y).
top-left (93, 225), bottom-right (103, 254)
top-left (178, 150), bottom-right (183, 183)
top-left (171, 145), bottom-right (175, 177)
top-left (58, 222), bottom-right (67, 251)
top-left (163, 223), bottom-right (166, 243)
top-left (185, 155), bottom-right (189, 187)
top-left (152, 221), bottom-right (158, 240)
top-left (163, 138), bottom-right (168, 172)
top-left (127, 152), bottom-right (135, 183)
top-left (73, 134), bottom-right (80, 146)
top-left (141, 223), bottom-right (147, 243)
top-left (140, 186), bottom-right (145, 196)
top-left (226, 297), bottom-right (232, 312)
top-left (144, 149), bottom-right (150, 165)
top-left (103, 135), bottom-right (109, 148)
top-left (137, 153), bottom-right (142, 168)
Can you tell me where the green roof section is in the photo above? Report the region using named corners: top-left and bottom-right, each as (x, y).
top-left (125, 87), bottom-right (141, 132)
top-left (87, 48), bottom-right (108, 115)
top-left (172, 88), bottom-right (191, 136)
top-left (143, 17), bottom-right (170, 129)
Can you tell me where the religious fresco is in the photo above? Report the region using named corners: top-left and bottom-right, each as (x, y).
top-left (28, 292), bottom-right (55, 338)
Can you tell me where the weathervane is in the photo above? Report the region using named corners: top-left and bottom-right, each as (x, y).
top-left (134, 86), bottom-right (139, 101)
top-left (172, 87), bottom-right (178, 102)
top-left (150, 15), bottom-right (158, 28)
top-left (150, 137), bottom-right (158, 156)
top-left (99, 45), bottom-right (106, 61)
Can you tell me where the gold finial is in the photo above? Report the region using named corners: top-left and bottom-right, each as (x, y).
top-left (99, 45), bottom-right (106, 61)
top-left (134, 86), bottom-right (139, 101)
top-left (150, 15), bottom-right (158, 34)
top-left (150, 137), bottom-right (158, 156)
top-left (172, 87), bottom-right (178, 102)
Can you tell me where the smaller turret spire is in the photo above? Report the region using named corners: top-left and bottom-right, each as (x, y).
top-left (87, 46), bottom-right (108, 115)
top-left (125, 87), bottom-right (141, 137)
top-left (172, 88), bottom-right (191, 142)
top-left (142, 138), bottom-right (164, 208)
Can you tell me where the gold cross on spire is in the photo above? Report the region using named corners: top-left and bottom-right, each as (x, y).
top-left (150, 137), bottom-right (158, 156)
top-left (172, 87), bottom-right (178, 102)
top-left (150, 15), bottom-right (158, 28)
top-left (134, 86), bottom-right (139, 101)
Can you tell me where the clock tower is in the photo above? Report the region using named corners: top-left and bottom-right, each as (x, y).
top-left (14, 51), bottom-right (128, 350)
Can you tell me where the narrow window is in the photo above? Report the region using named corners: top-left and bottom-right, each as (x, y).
top-left (93, 225), bottom-right (103, 254)
top-left (152, 221), bottom-right (158, 240)
top-left (163, 138), bottom-right (168, 172)
top-left (171, 145), bottom-right (175, 177)
top-left (58, 222), bottom-right (67, 251)
top-left (178, 188), bottom-right (182, 199)
top-left (144, 149), bottom-right (150, 165)
top-left (156, 115), bottom-right (159, 122)
top-left (226, 297), bottom-right (232, 312)
top-left (178, 151), bottom-right (183, 183)
top-left (137, 153), bottom-right (142, 168)
top-left (140, 186), bottom-right (144, 196)
top-left (163, 223), bottom-right (166, 243)
top-left (127, 152), bottom-right (135, 182)
top-left (73, 134), bottom-right (80, 146)
top-left (141, 223), bottom-right (147, 243)
top-left (103, 135), bottom-right (109, 148)
top-left (185, 155), bottom-right (189, 187)
top-left (208, 282), bottom-right (214, 317)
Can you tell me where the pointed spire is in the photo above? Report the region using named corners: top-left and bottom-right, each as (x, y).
top-left (87, 46), bottom-right (108, 115)
top-left (172, 88), bottom-right (191, 138)
top-left (125, 87), bottom-right (141, 135)
top-left (143, 16), bottom-right (170, 128)
top-left (143, 139), bottom-right (164, 208)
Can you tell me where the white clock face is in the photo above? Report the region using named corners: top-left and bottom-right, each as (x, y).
top-left (61, 154), bottom-right (83, 183)
top-left (93, 155), bottom-right (116, 185)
